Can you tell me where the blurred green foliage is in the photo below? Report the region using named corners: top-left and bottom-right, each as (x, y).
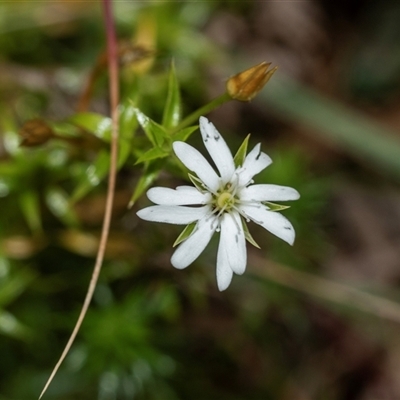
top-left (0, 1), bottom-right (399, 400)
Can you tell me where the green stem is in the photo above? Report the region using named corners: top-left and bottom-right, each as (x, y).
top-left (172, 92), bottom-right (231, 133)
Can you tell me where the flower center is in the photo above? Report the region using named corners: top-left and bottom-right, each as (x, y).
top-left (216, 191), bottom-right (235, 211)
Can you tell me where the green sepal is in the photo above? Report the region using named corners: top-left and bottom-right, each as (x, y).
top-left (233, 134), bottom-right (251, 168)
top-left (188, 173), bottom-right (206, 193)
top-left (162, 61), bottom-right (181, 129)
top-left (263, 202), bottom-right (291, 212)
top-left (134, 108), bottom-right (167, 148)
top-left (242, 218), bottom-right (260, 249)
top-left (172, 125), bottom-right (198, 142)
top-left (135, 147), bottom-right (169, 165)
top-left (173, 222), bottom-right (197, 247)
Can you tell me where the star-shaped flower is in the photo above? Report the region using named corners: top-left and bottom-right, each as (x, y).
top-left (137, 117), bottom-right (300, 291)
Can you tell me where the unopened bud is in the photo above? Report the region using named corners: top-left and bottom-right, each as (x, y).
top-left (19, 119), bottom-right (54, 147)
top-left (118, 41), bottom-right (154, 69)
top-left (226, 62), bottom-right (278, 101)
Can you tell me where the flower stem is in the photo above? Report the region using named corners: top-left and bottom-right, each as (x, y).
top-left (38, 0), bottom-right (119, 398)
top-left (172, 92), bottom-right (231, 133)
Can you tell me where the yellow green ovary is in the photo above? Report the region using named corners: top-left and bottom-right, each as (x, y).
top-left (216, 191), bottom-right (235, 211)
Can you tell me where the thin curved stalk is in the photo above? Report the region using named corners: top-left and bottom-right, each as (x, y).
top-left (39, 0), bottom-right (120, 397)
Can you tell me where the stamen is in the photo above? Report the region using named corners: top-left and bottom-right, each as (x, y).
top-left (203, 183), bottom-right (217, 196)
top-left (233, 205), bottom-right (251, 223)
top-left (229, 211), bottom-right (242, 234)
top-left (216, 202), bottom-right (229, 218)
top-left (230, 173), bottom-right (240, 196)
top-left (211, 217), bottom-right (220, 231)
top-left (204, 207), bottom-right (219, 222)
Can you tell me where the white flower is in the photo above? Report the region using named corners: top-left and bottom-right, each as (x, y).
top-left (137, 117), bottom-right (300, 291)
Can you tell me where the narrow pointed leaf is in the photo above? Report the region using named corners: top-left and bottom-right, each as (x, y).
top-left (135, 147), bottom-right (169, 165)
top-left (0, 261), bottom-right (36, 307)
top-left (162, 61), bottom-right (181, 129)
top-left (0, 310), bottom-right (31, 339)
top-left (173, 223), bottom-right (197, 247)
top-left (19, 190), bottom-right (42, 233)
top-left (70, 107), bottom-right (137, 168)
top-left (173, 126), bottom-right (198, 142)
top-left (134, 108), bottom-right (167, 147)
top-left (68, 112), bottom-right (112, 141)
top-left (45, 187), bottom-right (79, 227)
top-left (233, 134), bottom-right (250, 168)
top-left (118, 102), bottom-right (138, 167)
top-left (71, 150), bottom-right (109, 202)
top-left (129, 163), bottom-right (161, 207)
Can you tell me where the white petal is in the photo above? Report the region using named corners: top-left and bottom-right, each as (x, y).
top-left (240, 204), bottom-right (295, 245)
top-left (218, 212), bottom-right (246, 276)
top-left (171, 216), bottom-right (217, 269)
top-left (199, 116), bottom-right (235, 184)
top-left (238, 144), bottom-right (272, 186)
top-left (240, 184), bottom-right (300, 202)
top-left (137, 205), bottom-right (210, 225)
top-left (216, 251), bottom-right (233, 291)
top-left (173, 142), bottom-right (220, 192)
top-left (147, 186), bottom-right (211, 205)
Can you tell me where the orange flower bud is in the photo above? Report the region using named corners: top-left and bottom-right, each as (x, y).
top-left (226, 62), bottom-right (278, 101)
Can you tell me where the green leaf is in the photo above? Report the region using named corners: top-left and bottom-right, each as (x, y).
top-left (188, 173), bottom-right (206, 193)
top-left (0, 261), bottom-right (36, 308)
top-left (69, 106), bottom-right (137, 168)
top-left (69, 105), bottom-right (139, 202)
top-left (173, 223), bottom-right (196, 247)
top-left (0, 178), bottom-right (10, 198)
top-left (18, 190), bottom-right (42, 233)
top-left (135, 147), bottom-right (169, 165)
top-left (45, 187), bottom-right (79, 227)
top-left (119, 103), bottom-right (138, 138)
top-left (0, 310), bottom-right (32, 339)
top-left (134, 108), bottom-right (168, 148)
top-left (172, 125), bottom-right (198, 142)
top-left (234, 134), bottom-right (251, 168)
top-left (68, 112), bottom-right (112, 141)
top-left (71, 150), bottom-right (110, 202)
top-left (0, 162), bottom-right (20, 178)
top-left (242, 218), bottom-right (260, 249)
top-left (118, 103), bottom-right (138, 167)
top-left (264, 202), bottom-right (291, 212)
top-left (129, 163), bottom-right (161, 207)
top-left (162, 61), bottom-right (181, 129)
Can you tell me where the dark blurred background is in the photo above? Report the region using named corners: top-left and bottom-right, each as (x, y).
top-left (1, 1), bottom-right (400, 399)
